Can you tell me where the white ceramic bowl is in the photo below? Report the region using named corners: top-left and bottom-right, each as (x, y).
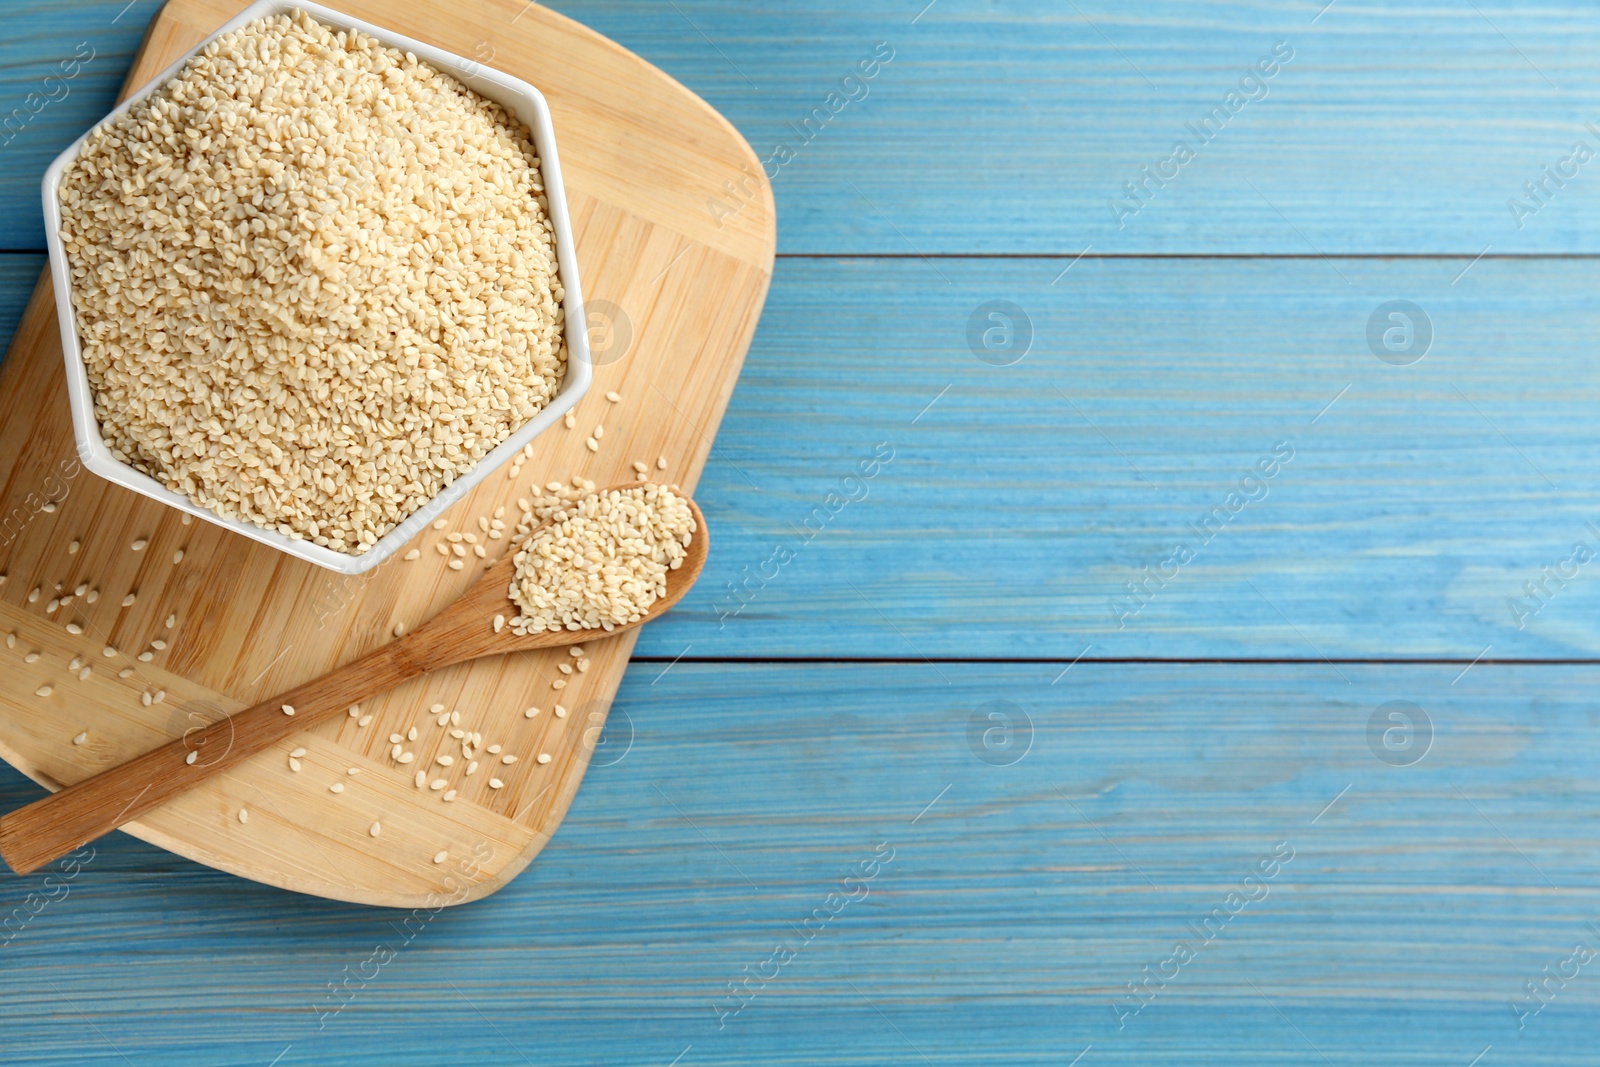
top-left (40, 0), bottom-right (590, 575)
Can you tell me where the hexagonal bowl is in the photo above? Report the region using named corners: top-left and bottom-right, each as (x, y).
top-left (40, 0), bottom-right (590, 575)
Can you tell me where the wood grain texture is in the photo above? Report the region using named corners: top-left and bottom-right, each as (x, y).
top-left (0, 0), bottom-right (773, 904)
top-left (635, 255), bottom-right (1600, 660)
top-left (0, 661), bottom-right (1595, 1065)
top-left (13, 0), bottom-right (1600, 253)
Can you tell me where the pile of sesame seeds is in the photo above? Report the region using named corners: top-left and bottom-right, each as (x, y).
top-left (57, 10), bottom-right (566, 553)
top-left (506, 482), bottom-right (695, 633)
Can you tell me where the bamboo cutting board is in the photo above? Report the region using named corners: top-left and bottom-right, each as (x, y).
top-left (0, 0), bottom-right (774, 906)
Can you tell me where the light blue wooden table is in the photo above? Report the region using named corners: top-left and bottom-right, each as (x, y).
top-left (4, 1), bottom-right (1599, 1062)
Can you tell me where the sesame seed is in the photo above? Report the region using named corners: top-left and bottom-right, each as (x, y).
top-left (438, 714), bottom-right (451, 727)
top-left (389, 733), bottom-right (402, 744)
top-left (436, 755), bottom-right (454, 766)
top-left (564, 411), bottom-right (576, 429)
top-left (66, 623), bottom-right (84, 635)
top-left (165, 615), bottom-right (175, 629)
top-left (657, 456), bottom-right (668, 470)
top-left (118, 667), bottom-right (134, 678)
top-left (450, 711), bottom-right (460, 726)
top-left (569, 646), bottom-right (584, 657)
top-left (433, 519), bottom-right (448, 530)
top-left (473, 544), bottom-right (486, 558)
top-left (181, 514), bottom-right (192, 525)
top-left (478, 517), bottom-right (490, 532)
top-left (433, 850), bottom-right (448, 864)
top-left (393, 622), bottom-right (407, 637)
top-left (78, 665), bottom-right (94, 679)
top-left (447, 532), bottom-right (463, 543)
top-left (584, 438), bottom-right (598, 452)
top-left (435, 542), bottom-right (449, 556)
top-left (140, 691), bottom-right (152, 706)
top-left (559, 663), bottom-right (572, 675)
top-left (415, 771), bottom-right (427, 788)
top-left (24, 652), bottom-right (40, 664)
top-left (606, 391), bottom-right (622, 403)
top-left (46, 599), bottom-right (60, 614)
top-left (330, 783), bottom-right (344, 793)
top-left (370, 822), bottom-right (382, 837)
top-left (450, 728), bottom-right (465, 739)
top-left (3, 633), bottom-right (11, 649)
top-left (524, 706), bottom-right (539, 718)
top-left (577, 659), bottom-right (589, 673)
top-left (290, 747), bottom-right (307, 758)
top-left (398, 752), bottom-right (415, 764)
top-left (74, 583), bottom-right (88, 597)
top-left (348, 704), bottom-right (361, 718)
top-left (632, 461), bottom-right (648, 475)
top-left (72, 731), bottom-right (87, 745)
top-left (289, 757), bottom-right (301, 772)
top-left (593, 424), bottom-right (604, 440)
top-left (487, 743), bottom-right (502, 754)
top-left (238, 809), bottom-right (249, 824)
top-left (466, 761), bottom-right (478, 775)
top-left (186, 750), bottom-right (198, 765)
top-left (150, 639), bottom-right (167, 650)
top-left (430, 779), bottom-right (447, 790)
top-left (358, 714), bottom-right (373, 727)
top-left (404, 549), bottom-right (421, 561)
top-left (407, 727), bottom-right (418, 741)
top-left (501, 755), bottom-right (518, 764)
top-left (137, 650), bottom-right (153, 661)
top-left (27, 587), bottom-right (38, 603)
top-left (68, 656), bottom-right (82, 671)
top-left (537, 753), bottom-right (551, 764)
top-left (131, 539), bottom-right (147, 552)
top-left (68, 540), bottom-right (81, 554)
top-left (443, 790), bottom-right (457, 802)
top-left (85, 590), bottom-right (100, 604)
top-left (489, 778), bottom-right (503, 789)
top-left (172, 549), bottom-right (185, 565)
top-left (348, 767), bottom-right (360, 775)
top-left (449, 559), bottom-right (464, 571)
top-left (552, 679), bottom-right (566, 689)
top-left (282, 704), bottom-right (295, 716)
top-left (122, 593), bottom-right (137, 607)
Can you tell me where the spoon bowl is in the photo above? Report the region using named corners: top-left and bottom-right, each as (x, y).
top-left (0, 486), bottom-right (706, 875)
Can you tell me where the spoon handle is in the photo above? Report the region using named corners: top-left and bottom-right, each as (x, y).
top-left (0, 640), bottom-right (420, 875)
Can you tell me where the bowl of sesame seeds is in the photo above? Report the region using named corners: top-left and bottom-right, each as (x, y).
top-left (41, 1), bottom-right (591, 574)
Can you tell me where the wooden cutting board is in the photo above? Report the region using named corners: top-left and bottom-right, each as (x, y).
top-left (0, 0), bottom-right (773, 906)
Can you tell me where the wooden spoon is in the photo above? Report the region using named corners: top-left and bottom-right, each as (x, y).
top-left (0, 489), bottom-right (706, 876)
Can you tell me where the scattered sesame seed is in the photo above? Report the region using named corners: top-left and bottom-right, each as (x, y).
top-left (46, 599), bottom-right (61, 614)
top-left (181, 514), bottom-right (192, 526)
top-left (489, 778), bottom-right (503, 789)
top-left (437, 755), bottom-right (454, 767)
top-left (131, 539), bottom-right (147, 551)
top-left (68, 656), bottom-right (82, 671)
top-left (552, 678), bottom-right (567, 689)
top-left (584, 437), bottom-right (598, 452)
top-left (450, 728), bottom-right (465, 739)
top-left (282, 704), bottom-right (295, 716)
top-left (443, 790), bottom-right (457, 802)
top-left (290, 747), bottom-right (307, 758)
top-left (432, 518), bottom-right (448, 530)
top-left (559, 663), bottom-right (572, 675)
top-left (447, 532), bottom-right (463, 543)
top-left (24, 652), bottom-right (40, 664)
top-left (348, 767), bottom-right (360, 775)
top-left (430, 779), bottom-right (447, 790)
top-left (238, 809), bottom-right (249, 824)
top-left (569, 646), bottom-right (584, 657)
top-left (606, 390), bottom-right (622, 403)
top-left (564, 411), bottom-right (576, 429)
top-left (450, 711), bottom-right (460, 727)
top-left (137, 650), bottom-right (153, 661)
top-left (79, 666), bottom-right (93, 680)
top-left (524, 706), bottom-right (539, 718)
top-left (186, 750), bottom-right (198, 765)
top-left (172, 549), bottom-right (185, 564)
top-left (438, 714), bottom-right (451, 727)
top-left (118, 667), bottom-right (134, 678)
top-left (435, 542), bottom-right (449, 556)
top-left (577, 659), bottom-right (589, 673)
top-left (593, 424), bottom-right (604, 440)
top-left (370, 822), bottom-right (382, 837)
top-left (473, 545), bottom-right (486, 558)
top-left (85, 590), bottom-right (99, 604)
top-left (657, 456), bottom-right (668, 470)
top-left (478, 517), bottom-right (490, 532)
top-left (393, 622), bottom-right (407, 637)
top-left (348, 704), bottom-right (361, 718)
top-left (415, 771), bottom-right (427, 788)
top-left (27, 587), bottom-right (39, 603)
top-left (487, 743), bottom-right (502, 754)
top-left (404, 548), bottom-right (421, 561)
top-left (66, 623), bottom-right (84, 635)
top-left (466, 761), bottom-right (479, 775)
top-left (433, 850), bottom-right (448, 864)
top-left (150, 639), bottom-right (167, 650)
top-left (501, 755), bottom-right (518, 764)
top-left (73, 583), bottom-right (88, 597)
top-left (140, 691), bottom-right (152, 706)
top-left (330, 782), bottom-right (344, 793)
top-left (398, 752), bottom-right (415, 764)
top-left (407, 727), bottom-right (418, 741)
top-left (632, 461), bottom-right (649, 475)
top-left (449, 559), bottom-right (464, 570)
top-left (164, 614), bottom-right (175, 629)
top-left (289, 757), bottom-right (302, 772)
top-left (389, 733), bottom-right (402, 744)
top-left (357, 714), bottom-right (373, 727)
top-left (122, 593), bottom-right (137, 607)
top-left (68, 540), bottom-right (81, 554)
top-left (72, 731), bottom-right (87, 745)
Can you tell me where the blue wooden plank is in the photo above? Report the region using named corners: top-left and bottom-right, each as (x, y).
top-left (636, 254), bottom-right (1600, 660)
top-left (1, 661), bottom-right (1596, 1064)
top-left (9, 1), bottom-right (1600, 253)
top-left (0, 0), bottom-right (166, 250)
